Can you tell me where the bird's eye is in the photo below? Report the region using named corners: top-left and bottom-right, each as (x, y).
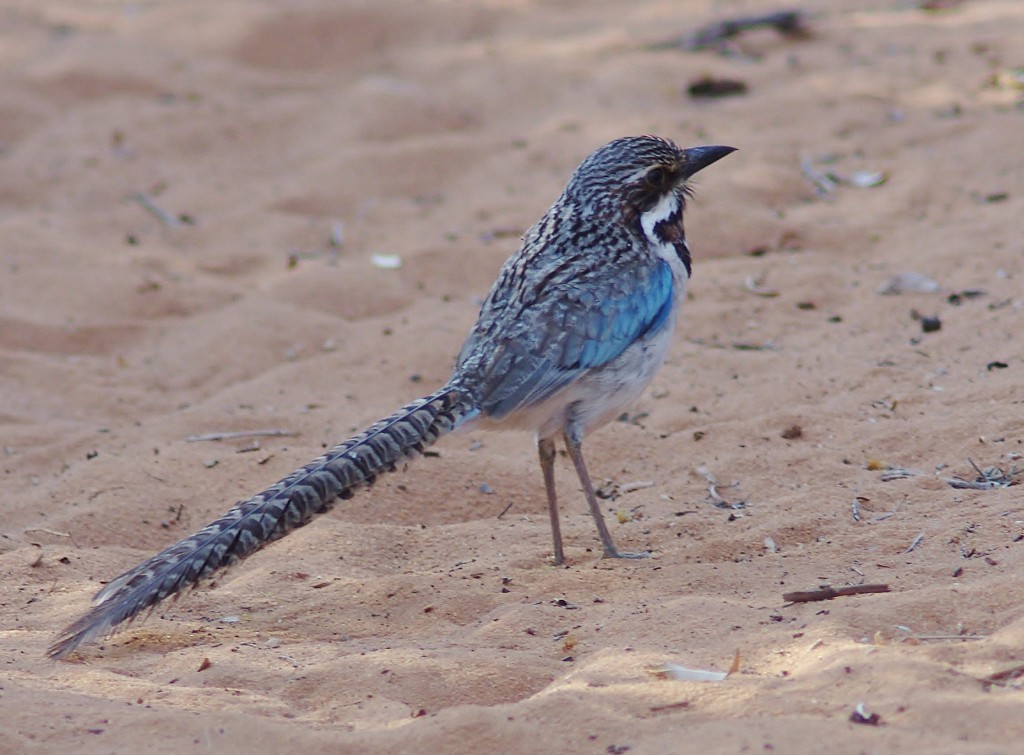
top-left (646, 167), bottom-right (670, 189)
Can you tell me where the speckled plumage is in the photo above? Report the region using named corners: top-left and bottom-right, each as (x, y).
top-left (49, 136), bottom-right (733, 659)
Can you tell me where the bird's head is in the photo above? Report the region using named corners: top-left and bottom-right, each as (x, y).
top-left (564, 135), bottom-right (735, 224)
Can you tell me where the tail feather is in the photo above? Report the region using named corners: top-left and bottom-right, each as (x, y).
top-left (49, 384), bottom-right (476, 659)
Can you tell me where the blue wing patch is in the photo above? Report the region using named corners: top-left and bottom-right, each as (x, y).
top-left (577, 260), bottom-right (673, 369)
top-left (479, 260), bottom-right (675, 419)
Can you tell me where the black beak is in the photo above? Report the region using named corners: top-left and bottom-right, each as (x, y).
top-left (680, 145), bottom-right (737, 180)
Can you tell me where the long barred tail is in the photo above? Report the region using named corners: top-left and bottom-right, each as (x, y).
top-left (49, 383), bottom-right (478, 659)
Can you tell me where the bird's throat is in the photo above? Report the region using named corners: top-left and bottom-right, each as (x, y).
top-left (639, 192), bottom-right (691, 277)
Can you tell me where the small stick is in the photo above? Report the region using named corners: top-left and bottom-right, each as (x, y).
top-left (135, 192), bottom-right (183, 228)
top-left (619, 480), bottom-right (655, 494)
top-left (946, 477), bottom-right (1001, 490)
top-left (905, 531), bottom-right (925, 553)
top-left (944, 458), bottom-right (1022, 489)
top-left (800, 154), bottom-right (837, 195)
top-left (24, 527), bottom-right (73, 539)
top-left (880, 466), bottom-right (924, 481)
top-left (949, 664), bottom-right (1024, 689)
top-left (650, 10), bottom-right (808, 51)
top-left (783, 583), bottom-right (890, 603)
top-left (24, 527), bottom-right (79, 548)
top-left (980, 664), bottom-right (1024, 688)
top-left (496, 501), bottom-right (514, 519)
top-left (186, 429), bottom-right (298, 443)
top-left (695, 465), bottom-right (744, 509)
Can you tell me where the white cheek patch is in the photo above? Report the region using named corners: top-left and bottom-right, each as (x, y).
top-left (640, 192), bottom-right (680, 241)
top-left (639, 193), bottom-right (688, 274)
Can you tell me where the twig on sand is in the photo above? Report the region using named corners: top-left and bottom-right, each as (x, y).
top-left (186, 429), bottom-right (298, 443)
top-left (977, 664), bottom-right (1024, 690)
top-left (905, 531), bottom-right (925, 553)
top-left (650, 10), bottom-right (809, 52)
top-left (24, 527), bottom-right (80, 549)
top-left (24, 527), bottom-right (73, 539)
top-left (783, 584), bottom-right (890, 603)
top-left (135, 192), bottom-right (183, 228)
top-left (880, 466), bottom-right (925, 481)
top-left (949, 662), bottom-right (1024, 690)
top-left (800, 154), bottom-right (837, 195)
top-left (944, 458), bottom-right (1022, 490)
top-left (695, 466), bottom-right (745, 510)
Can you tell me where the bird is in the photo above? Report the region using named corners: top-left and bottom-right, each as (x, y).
top-left (49, 135), bottom-right (734, 659)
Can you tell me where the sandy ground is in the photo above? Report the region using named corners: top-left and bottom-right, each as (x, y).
top-left (2, 0), bottom-right (1023, 752)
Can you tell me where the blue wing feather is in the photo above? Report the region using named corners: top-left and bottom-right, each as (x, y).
top-left (578, 259), bottom-right (673, 369)
top-left (477, 260), bottom-right (675, 419)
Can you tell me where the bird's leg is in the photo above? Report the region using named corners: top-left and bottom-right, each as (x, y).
top-left (563, 426), bottom-right (650, 560)
top-left (537, 436), bottom-right (565, 565)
